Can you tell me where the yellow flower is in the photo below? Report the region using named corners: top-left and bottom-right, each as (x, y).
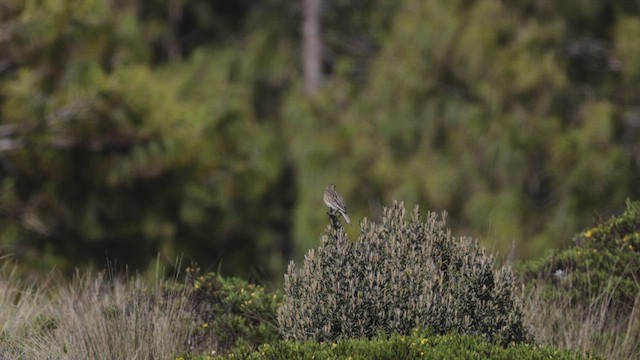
top-left (420, 338), bottom-right (427, 345)
top-left (629, 245), bottom-right (634, 251)
top-left (584, 230), bottom-right (593, 237)
top-left (202, 322), bottom-right (209, 329)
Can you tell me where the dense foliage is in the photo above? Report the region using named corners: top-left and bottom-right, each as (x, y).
top-left (518, 199), bottom-right (640, 310)
top-left (1, 0), bottom-right (639, 281)
top-left (287, 0), bottom-right (640, 256)
top-left (199, 331), bottom-right (592, 360)
top-left (518, 200), bottom-right (640, 359)
top-left (279, 202), bottom-right (529, 345)
top-left (184, 268), bottom-right (281, 354)
top-left (0, 0), bottom-right (294, 277)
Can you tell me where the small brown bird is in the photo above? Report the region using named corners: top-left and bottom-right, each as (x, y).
top-left (323, 184), bottom-right (351, 224)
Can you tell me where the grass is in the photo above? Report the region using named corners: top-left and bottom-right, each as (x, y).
top-left (523, 282), bottom-right (640, 360)
top-left (0, 262), bottom-right (195, 359)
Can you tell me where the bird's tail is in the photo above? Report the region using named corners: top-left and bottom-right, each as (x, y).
top-left (341, 212), bottom-right (351, 224)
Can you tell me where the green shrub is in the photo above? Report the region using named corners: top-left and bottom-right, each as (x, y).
top-left (278, 202), bottom-right (530, 345)
top-left (518, 199), bottom-right (640, 309)
top-left (206, 330), bottom-right (593, 360)
top-left (184, 267), bottom-right (281, 354)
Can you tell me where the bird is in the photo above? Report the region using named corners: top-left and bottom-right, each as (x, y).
top-left (323, 184), bottom-right (351, 224)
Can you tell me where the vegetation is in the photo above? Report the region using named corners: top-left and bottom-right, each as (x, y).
top-left (1, 0), bottom-right (640, 280)
top-left (2, 200), bottom-right (638, 359)
top-left (0, 265), bottom-right (195, 359)
top-left (518, 199), bottom-right (640, 308)
top-left (1, 0), bottom-right (639, 358)
top-left (518, 199), bottom-right (640, 359)
top-left (205, 331), bottom-right (592, 360)
top-left (184, 267), bottom-right (281, 354)
top-left (523, 282), bottom-right (639, 360)
top-left (0, 262), bottom-right (281, 359)
top-left (279, 202), bottom-right (528, 345)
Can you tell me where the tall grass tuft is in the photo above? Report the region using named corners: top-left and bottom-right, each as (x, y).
top-left (0, 263), bottom-right (52, 357)
top-left (0, 264), bottom-right (195, 359)
top-left (523, 283), bottom-right (640, 359)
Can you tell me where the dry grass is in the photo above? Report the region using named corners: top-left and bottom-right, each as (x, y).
top-left (0, 263), bottom-right (196, 359)
top-left (0, 265), bottom-right (52, 357)
top-left (523, 283), bottom-right (640, 360)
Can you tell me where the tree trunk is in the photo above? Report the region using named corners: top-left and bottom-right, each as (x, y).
top-left (302, 0), bottom-right (323, 94)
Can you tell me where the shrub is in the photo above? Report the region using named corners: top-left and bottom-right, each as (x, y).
top-left (518, 199), bottom-right (640, 309)
top-left (184, 267), bottom-right (281, 354)
top-left (517, 199), bottom-right (640, 359)
top-left (208, 330), bottom-right (592, 360)
top-left (278, 202), bottom-right (530, 345)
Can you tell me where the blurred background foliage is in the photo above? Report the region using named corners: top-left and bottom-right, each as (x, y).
top-left (0, 0), bottom-right (639, 282)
